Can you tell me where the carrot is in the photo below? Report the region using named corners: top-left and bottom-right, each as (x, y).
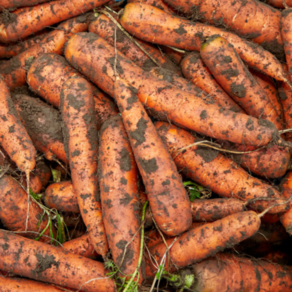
top-left (0, 175), bottom-right (54, 242)
top-left (44, 181), bottom-right (79, 213)
top-left (146, 211), bottom-right (261, 277)
top-left (180, 52), bottom-right (244, 112)
top-left (61, 76), bottom-right (108, 257)
top-left (64, 33), bottom-right (284, 147)
top-left (88, 13), bottom-right (179, 73)
top-left (0, 0), bottom-right (110, 43)
top-left (263, 251), bottom-right (290, 265)
top-left (267, 0), bottom-right (292, 8)
top-left (11, 93), bottom-right (68, 164)
top-left (0, 77), bottom-right (36, 175)
top-left (34, 160), bottom-right (51, 189)
top-left (0, 0), bottom-right (53, 10)
top-left (114, 78), bottom-right (192, 236)
top-left (155, 121), bottom-right (290, 214)
top-left (164, 0), bottom-right (284, 59)
top-left (0, 14), bottom-right (90, 89)
top-left (19, 173), bottom-right (42, 194)
top-left (200, 36), bottom-right (281, 129)
top-left (160, 45), bottom-right (184, 65)
top-left (27, 53), bottom-right (118, 129)
top-left (63, 233), bottom-right (99, 259)
top-left (127, 0), bottom-right (176, 14)
top-left (120, 3), bottom-right (289, 83)
top-left (0, 229), bottom-right (115, 292)
top-left (99, 115), bottom-right (142, 279)
top-left (189, 253), bottom-right (292, 292)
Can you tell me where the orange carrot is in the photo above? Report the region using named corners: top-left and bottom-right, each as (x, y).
top-left (27, 53), bottom-right (118, 129)
top-left (155, 121), bottom-right (290, 214)
top-left (127, 0), bottom-right (176, 14)
top-left (61, 76), bottom-right (108, 257)
top-left (180, 52), bottom-right (244, 112)
top-left (114, 78), bottom-right (192, 236)
top-left (0, 15), bottom-right (90, 89)
top-left (19, 173), bottom-right (42, 194)
top-left (160, 45), bottom-right (184, 65)
top-left (0, 0), bottom-right (110, 43)
top-left (34, 160), bottom-right (51, 189)
top-left (120, 3), bottom-right (289, 83)
top-left (0, 229), bottom-right (115, 292)
top-left (267, 0), bottom-right (292, 8)
top-left (0, 0), bottom-right (53, 10)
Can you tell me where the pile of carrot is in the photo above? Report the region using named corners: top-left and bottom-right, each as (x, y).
top-left (2, 0), bottom-right (292, 291)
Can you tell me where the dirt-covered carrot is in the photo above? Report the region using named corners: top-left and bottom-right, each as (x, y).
top-left (34, 160), bottom-right (51, 189)
top-left (27, 53), bottom-right (118, 128)
top-left (65, 33), bottom-right (284, 147)
top-left (180, 52), bottom-right (244, 112)
top-left (63, 233), bottom-right (99, 259)
top-left (188, 253), bottom-right (292, 292)
top-left (165, 0), bottom-right (283, 58)
top-left (0, 229), bottom-right (115, 292)
top-left (0, 0), bottom-right (110, 43)
top-left (11, 93), bottom-right (68, 164)
top-left (19, 173), bottom-right (42, 194)
top-left (267, 0), bottom-right (292, 8)
top-left (0, 15), bottom-right (90, 89)
top-left (127, 0), bottom-right (176, 14)
top-left (200, 36), bottom-right (280, 128)
top-left (89, 13), bottom-right (179, 72)
top-left (44, 181), bottom-right (79, 213)
top-left (146, 211), bottom-right (261, 276)
top-left (99, 115), bottom-right (142, 279)
top-left (61, 76), bottom-right (108, 257)
top-left (0, 77), bottom-right (36, 174)
top-left (155, 122), bottom-right (290, 214)
top-left (0, 0), bottom-right (54, 10)
top-left (114, 78), bottom-right (192, 236)
top-left (0, 175), bottom-right (54, 242)
top-left (120, 3), bottom-right (289, 83)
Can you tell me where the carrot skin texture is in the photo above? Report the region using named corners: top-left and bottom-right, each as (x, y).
top-left (127, 0), bottom-right (176, 14)
top-left (0, 230), bottom-right (115, 292)
top-left (120, 3), bottom-right (287, 82)
top-left (27, 53), bottom-right (118, 129)
top-left (44, 181), bottom-right (79, 213)
top-left (11, 93), bottom-right (68, 164)
top-left (146, 211), bottom-right (261, 277)
top-left (61, 76), bottom-right (108, 257)
top-left (267, 0), bottom-right (292, 8)
top-left (0, 77), bottom-right (36, 172)
top-left (64, 33), bottom-right (281, 147)
top-left (0, 176), bottom-right (54, 242)
top-left (200, 36), bottom-right (280, 128)
top-left (155, 122), bottom-right (289, 214)
top-left (0, 0), bottom-right (53, 10)
top-left (180, 52), bottom-right (244, 112)
top-left (99, 115), bottom-right (142, 278)
top-left (0, 0), bottom-right (110, 43)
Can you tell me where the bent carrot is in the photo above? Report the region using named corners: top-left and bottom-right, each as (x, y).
top-left (61, 76), bottom-right (108, 257)
top-left (180, 52), bottom-right (244, 112)
top-left (64, 33), bottom-right (283, 147)
top-left (27, 53), bottom-right (118, 129)
top-left (44, 181), bottom-right (79, 213)
top-left (155, 122), bottom-right (290, 214)
top-left (0, 0), bottom-right (110, 43)
top-left (0, 229), bottom-right (115, 292)
top-left (99, 115), bottom-right (142, 279)
top-left (120, 3), bottom-right (288, 83)
top-left (11, 93), bottom-right (68, 164)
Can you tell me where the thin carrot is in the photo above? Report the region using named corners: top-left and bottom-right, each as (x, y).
top-left (61, 76), bottom-right (108, 257)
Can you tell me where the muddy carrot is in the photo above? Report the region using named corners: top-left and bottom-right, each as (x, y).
top-left (0, 0), bottom-right (53, 10)
top-left (127, 0), bottom-right (176, 14)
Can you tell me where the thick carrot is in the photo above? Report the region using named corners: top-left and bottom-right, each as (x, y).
top-left (0, 229), bottom-right (115, 292)
top-left (61, 76), bottom-right (108, 257)
top-left (0, 15), bottom-right (90, 89)
top-left (155, 122), bottom-right (290, 214)
top-left (99, 115), bottom-right (142, 278)
top-left (0, 0), bottom-right (110, 43)
top-left (200, 36), bottom-right (280, 128)
top-left (0, 0), bottom-right (53, 10)
top-left (190, 253), bottom-right (292, 292)
top-left (11, 93), bottom-right (68, 164)
top-left (267, 0), bottom-right (292, 8)
top-left (180, 52), bottom-right (244, 112)
top-left (164, 0), bottom-right (283, 58)
top-left (64, 33), bottom-right (283, 147)
top-left (0, 77), bottom-right (36, 173)
top-left (89, 13), bottom-right (179, 72)
top-left (120, 3), bottom-right (289, 83)
top-left (63, 234), bottom-right (99, 259)
top-left (0, 175), bottom-right (54, 242)
top-left (27, 53), bottom-right (118, 129)
top-left (127, 0), bottom-right (176, 14)
top-left (114, 78), bottom-right (192, 236)
top-left (146, 211), bottom-right (261, 276)
top-left (44, 181), bottom-right (79, 213)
